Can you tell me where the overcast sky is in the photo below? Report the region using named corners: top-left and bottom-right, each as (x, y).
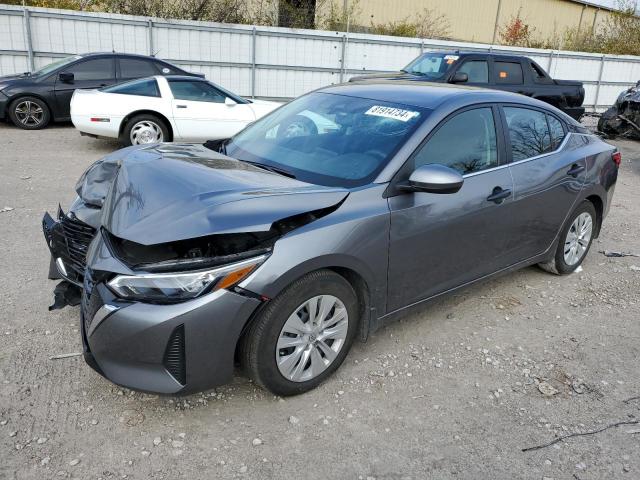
top-left (590, 0), bottom-right (639, 10)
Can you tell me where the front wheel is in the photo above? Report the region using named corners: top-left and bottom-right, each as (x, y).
top-left (539, 200), bottom-right (597, 275)
top-left (120, 114), bottom-right (169, 146)
top-left (9, 96), bottom-right (51, 129)
top-left (240, 270), bottom-right (358, 396)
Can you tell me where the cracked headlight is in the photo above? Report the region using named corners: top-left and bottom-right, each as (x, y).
top-left (107, 254), bottom-right (267, 302)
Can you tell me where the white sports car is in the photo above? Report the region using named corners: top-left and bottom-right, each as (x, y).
top-left (70, 75), bottom-right (281, 146)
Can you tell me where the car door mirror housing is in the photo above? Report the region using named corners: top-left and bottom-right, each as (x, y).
top-left (225, 97), bottom-right (237, 106)
top-left (59, 72), bottom-right (74, 84)
top-left (450, 72), bottom-right (468, 84)
top-left (400, 164), bottom-right (464, 194)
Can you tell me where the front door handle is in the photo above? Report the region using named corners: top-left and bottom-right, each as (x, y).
top-left (567, 164), bottom-right (585, 177)
top-left (486, 186), bottom-right (511, 204)
top-left (176, 105), bottom-right (188, 109)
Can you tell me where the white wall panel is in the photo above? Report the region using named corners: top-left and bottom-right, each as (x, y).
top-left (0, 4), bottom-right (638, 109)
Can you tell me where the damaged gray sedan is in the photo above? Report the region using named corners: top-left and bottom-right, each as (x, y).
top-left (43, 81), bottom-right (619, 395)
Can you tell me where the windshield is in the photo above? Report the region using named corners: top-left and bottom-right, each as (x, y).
top-left (402, 53), bottom-right (458, 79)
top-left (225, 92), bottom-right (428, 187)
top-left (32, 55), bottom-right (82, 77)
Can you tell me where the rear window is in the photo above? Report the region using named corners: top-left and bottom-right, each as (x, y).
top-left (102, 78), bottom-right (160, 97)
top-left (495, 61), bottom-right (524, 85)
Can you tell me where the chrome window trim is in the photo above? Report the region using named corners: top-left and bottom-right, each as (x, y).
top-left (462, 131), bottom-right (573, 179)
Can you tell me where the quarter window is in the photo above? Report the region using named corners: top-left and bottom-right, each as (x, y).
top-left (504, 107), bottom-right (552, 161)
top-left (119, 58), bottom-right (158, 80)
top-left (495, 61), bottom-right (524, 85)
top-left (66, 58), bottom-right (114, 81)
top-left (413, 107), bottom-right (498, 175)
top-left (102, 78), bottom-right (160, 97)
top-left (547, 114), bottom-right (566, 150)
top-left (457, 60), bottom-right (488, 83)
top-left (168, 80), bottom-right (226, 103)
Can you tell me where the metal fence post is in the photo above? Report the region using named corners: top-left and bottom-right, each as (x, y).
top-left (420, 39), bottom-right (424, 54)
top-left (251, 27), bottom-right (257, 99)
top-left (547, 50), bottom-right (554, 73)
top-left (339, 34), bottom-right (346, 83)
top-left (148, 19), bottom-right (154, 55)
top-left (593, 54), bottom-right (606, 112)
top-left (23, 7), bottom-right (34, 72)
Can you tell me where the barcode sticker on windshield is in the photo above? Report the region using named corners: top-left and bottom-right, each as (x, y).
top-left (365, 106), bottom-right (419, 122)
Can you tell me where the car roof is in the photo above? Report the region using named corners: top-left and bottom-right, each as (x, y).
top-left (319, 80), bottom-right (537, 110)
top-left (423, 51), bottom-right (530, 62)
top-left (78, 52), bottom-right (173, 62)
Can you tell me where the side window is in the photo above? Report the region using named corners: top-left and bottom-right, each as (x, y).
top-left (118, 58), bottom-right (159, 80)
top-left (413, 107), bottom-right (498, 175)
top-left (168, 80), bottom-right (226, 103)
top-left (457, 60), bottom-right (488, 83)
top-left (495, 61), bottom-right (524, 85)
top-left (530, 61), bottom-right (546, 81)
top-left (547, 114), bottom-right (566, 150)
top-left (504, 107), bottom-right (552, 161)
top-left (102, 78), bottom-right (160, 97)
top-left (67, 58), bottom-right (114, 81)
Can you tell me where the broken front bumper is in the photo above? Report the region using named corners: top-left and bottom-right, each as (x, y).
top-left (81, 270), bottom-right (262, 395)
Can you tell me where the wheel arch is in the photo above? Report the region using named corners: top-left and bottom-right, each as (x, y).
top-left (7, 93), bottom-right (53, 119)
top-left (584, 193), bottom-right (604, 238)
top-left (119, 109), bottom-right (174, 141)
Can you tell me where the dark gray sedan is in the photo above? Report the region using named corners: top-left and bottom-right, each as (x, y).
top-left (43, 81), bottom-right (619, 396)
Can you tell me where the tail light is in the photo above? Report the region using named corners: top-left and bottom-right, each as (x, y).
top-left (612, 151), bottom-right (622, 166)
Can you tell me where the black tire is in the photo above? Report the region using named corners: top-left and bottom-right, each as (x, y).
top-left (539, 200), bottom-right (597, 275)
top-left (277, 114), bottom-right (318, 139)
top-left (119, 114), bottom-right (170, 147)
top-left (8, 96), bottom-right (51, 130)
top-left (240, 270), bottom-right (358, 396)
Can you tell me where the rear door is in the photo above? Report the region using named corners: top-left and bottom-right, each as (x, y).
top-left (492, 58), bottom-right (529, 96)
top-left (387, 105), bottom-right (516, 311)
top-left (501, 105), bottom-right (586, 262)
top-left (167, 79), bottom-right (254, 141)
top-left (54, 56), bottom-right (116, 117)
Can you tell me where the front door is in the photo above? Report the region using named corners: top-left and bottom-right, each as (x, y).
top-left (54, 56), bottom-right (116, 118)
top-left (167, 79), bottom-right (254, 141)
top-left (387, 106), bottom-right (516, 312)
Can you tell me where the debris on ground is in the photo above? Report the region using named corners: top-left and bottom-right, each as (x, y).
top-left (599, 250), bottom-right (640, 258)
top-left (537, 381), bottom-right (560, 397)
top-left (49, 352), bottom-right (82, 360)
top-left (598, 81), bottom-right (640, 139)
top-left (1, 206), bottom-right (14, 213)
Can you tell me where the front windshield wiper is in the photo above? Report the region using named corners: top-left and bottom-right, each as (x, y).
top-left (240, 160), bottom-right (297, 179)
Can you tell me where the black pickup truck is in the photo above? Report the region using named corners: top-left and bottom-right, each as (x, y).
top-left (350, 51), bottom-right (585, 120)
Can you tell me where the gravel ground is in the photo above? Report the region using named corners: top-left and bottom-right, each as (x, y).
top-left (1, 122), bottom-right (639, 480)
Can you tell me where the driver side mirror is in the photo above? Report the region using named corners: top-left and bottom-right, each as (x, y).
top-left (59, 72), bottom-right (74, 84)
top-left (450, 71), bottom-right (468, 84)
top-left (225, 97), bottom-right (237, 107)
top-left (399, 164), bottom-right (464, 194)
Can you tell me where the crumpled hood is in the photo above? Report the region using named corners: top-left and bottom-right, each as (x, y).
top-left (76, 143), bottom-right (348, 245)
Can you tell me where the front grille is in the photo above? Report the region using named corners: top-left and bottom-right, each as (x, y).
top-left (163, 325), bottom-right (186, 385)
top-left (59, 214), bottom-right (96, 276)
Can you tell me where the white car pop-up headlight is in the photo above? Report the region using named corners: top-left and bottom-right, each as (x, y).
top-left (107, 255), bottom-right (267, 302)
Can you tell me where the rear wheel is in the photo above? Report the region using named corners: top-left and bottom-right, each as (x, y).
top-left (120, 114), bottom-right (169, 146)
top-left (9, 96), bottom-right (50, 129)
top-left (539, 200), bottom-right (596, 275)
top-left (240, 270), bottom-right (358, 396)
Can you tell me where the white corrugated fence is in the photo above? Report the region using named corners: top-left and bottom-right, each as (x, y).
top-left (1, 4), bottom-right (639, 111)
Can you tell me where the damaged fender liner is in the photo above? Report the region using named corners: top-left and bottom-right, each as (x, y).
top-left (104, 203), bottom-right (344, 272)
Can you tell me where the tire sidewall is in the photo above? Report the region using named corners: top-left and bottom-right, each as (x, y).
top-left (554, 200), bottom-right (597, 274)
top-left (252, 271), bottom-right (358, 396)
top-left (120, 114), bottom-right (169, 147)
top-left (9, 96), bottom-right (51, 130)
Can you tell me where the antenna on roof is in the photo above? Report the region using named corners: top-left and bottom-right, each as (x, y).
top-left (151, 48), bottom-right (161, 58)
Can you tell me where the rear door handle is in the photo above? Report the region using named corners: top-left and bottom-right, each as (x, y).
top-left (567, 164), bottom-right (585, 177)
top-left (486, 186), bottom-right (511, 204)
top-left (176, 105), bottom-right (187, 109)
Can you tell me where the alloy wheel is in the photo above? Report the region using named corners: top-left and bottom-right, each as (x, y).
top-left (564, 212), bottom-right (593, 266)
top-left (130, 120), bottom-right (163, 145)
top-left (14, 100), bottom-right (44, 127)
top-left (276, 294), bottom-right (349, 382)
